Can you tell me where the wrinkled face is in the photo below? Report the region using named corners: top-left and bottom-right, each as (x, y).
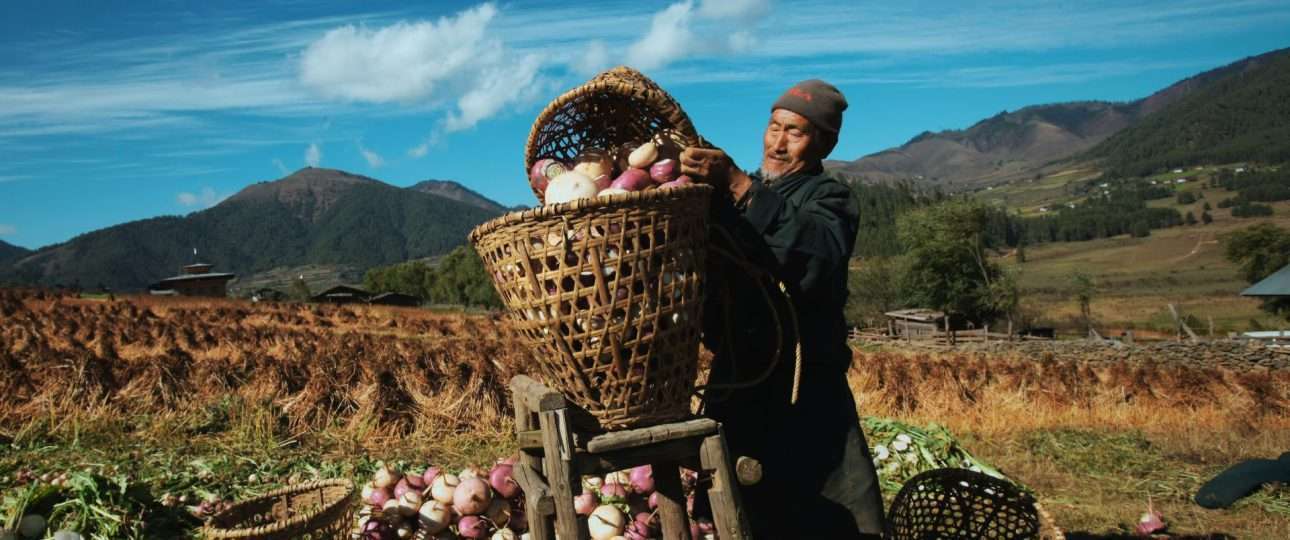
top-left (762, 108), bottom-right (824, 180)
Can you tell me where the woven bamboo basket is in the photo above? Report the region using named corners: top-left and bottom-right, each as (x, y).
top-left (202, 479), bottom-right (356, 540)
top-left (885, 468), bottom-right (1065, 540)
top-left (471, 185), bottom-right (711, 429)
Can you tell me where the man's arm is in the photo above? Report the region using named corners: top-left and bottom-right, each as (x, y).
top-left (736, 178), bottom-right (858, 300)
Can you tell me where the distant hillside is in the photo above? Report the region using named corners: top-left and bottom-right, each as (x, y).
top-left (410, 179), bottom-right (509, 213)
top-left (1087, 48), bottom-right (1290, 177)
top-left (0, 240), bottom-right (29, 265)
top-left (0, 168), bottom-right (505, 291)
top-left (832, 48), bottom-right (1288, 188)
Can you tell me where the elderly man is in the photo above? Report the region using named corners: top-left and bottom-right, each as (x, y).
top-left (681, 79), bottom-right (884, 538)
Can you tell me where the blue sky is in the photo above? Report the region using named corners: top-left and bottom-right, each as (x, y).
top-left (2, 0), bottom-right (1289, 249)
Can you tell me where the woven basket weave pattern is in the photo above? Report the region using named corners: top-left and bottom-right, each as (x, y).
top-left (472, 186), bottom-right (710, 429)
top-left (203, 479), bottom-right (355, 540)
top-left (885, 468), bottom-right (1064, 540)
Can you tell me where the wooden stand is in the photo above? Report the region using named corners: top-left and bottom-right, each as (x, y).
top-left (509, 375), bottom-right (751, 540)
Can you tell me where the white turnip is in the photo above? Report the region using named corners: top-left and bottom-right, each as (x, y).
top-left (373, 466), bottom-right (401, 490)
top-left (574, 492), bottom-right (597, 515)
top-left (454, 477), bottom-right (493, 515)
top-left (530, 158), bottom-right (568, 195)
top-left (546, 171), bottom-right (599, 204)
top-left (430, 473), bottom-right (460, 504)
top-left (588, 505), bottom-right (626, 540)
top-left (417, 501), bottom-right (453, 534)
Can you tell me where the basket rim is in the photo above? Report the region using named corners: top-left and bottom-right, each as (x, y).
top-left (202, 478), bottom-right (354, 538)
top-left (522, 65), bottom-right (701, 204)
top-left (469, 183), bottom-right (713, 241)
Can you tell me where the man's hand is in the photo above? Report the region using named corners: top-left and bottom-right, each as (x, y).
top-left (680, 147), bottom-right (752, 202)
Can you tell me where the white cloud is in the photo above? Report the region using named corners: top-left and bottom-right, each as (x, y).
top-left (625, 0), bottom-right (772, 71)
top-left (176, 187), bottom-right (224, 208)
top-left (0, 224), bottom-right (16, 236)
top-left (576, 40), bottom-right (612, 76)
top-left (407, 141), bottom-right (431, 158)
top-left (697, 0), bottom-right (770, 20)
top-left (445, 53), bottom-right (545, 132)
top-left (273, 158), bottom-right (289, 175)
top-left (358, 142), bottom-right (385, 168)
top-left (626, 2), bottom-right (699, 71)
top-left (305, 143), bottom-right (322, 167)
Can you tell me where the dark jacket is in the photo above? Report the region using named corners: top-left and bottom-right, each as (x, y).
top-left (701, 165), bottom-right (884, 538)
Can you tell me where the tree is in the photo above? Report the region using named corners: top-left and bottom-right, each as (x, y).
top-left (845, 256), bottom-right (903, 327)
top-left (1176, 191), bottom-right (1197, 205)
top-left (1016, 238), bottom-right (1027, 263)
top-left (1203, 201), bottom-right (1212, 211)
top-left (1131, 220), bottom-right (1151, 238)
top-left (1069, 270), bottom-right (1096, 336)
top-left (290, 276), bottom-right (312, 302)
top-left (1202, 210), bottom-right (1213, 224)
top-left (1224, 223), bottom-right (1290, 319)
top-left (896, 199), bottom-right (1011, 323)
top-left (1185, 211), bottom-right (1198, 225)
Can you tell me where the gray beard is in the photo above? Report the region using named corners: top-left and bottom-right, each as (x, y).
top-left (761, 170), bottom-right (785, 185)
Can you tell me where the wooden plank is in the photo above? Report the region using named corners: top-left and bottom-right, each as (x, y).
top-left (652, 460), bottom-right (691, 540)
top-left (539, 409), bottom-right (586, 540)
top-left (517, 429), bottom-right (544, 450)
top-left (699, 428), bottom-right (750, 540)
top-left (585, 418), bottom-right (718, 453)
top-left (573, 439), bottom-right (699, 476)
top-left (511, 374), bottom-right (567, 412)
top-left (511, 463), bottom-right (557, 517)
top-left (513, 385), bottom-right (556, 540)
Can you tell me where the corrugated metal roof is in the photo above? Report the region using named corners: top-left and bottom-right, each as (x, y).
top-left (1242, 264), bottom-right (1290, 297)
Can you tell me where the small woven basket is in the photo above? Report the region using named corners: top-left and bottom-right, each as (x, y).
top-left (202, 479), bottom-right (356, 540)
top-left (885, 468), bottom-right (1065, 540)
top-left (471, 185), bottom-right (711, 430)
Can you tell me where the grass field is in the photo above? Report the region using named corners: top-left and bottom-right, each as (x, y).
top-left (2, 291), bottom-right (1288, 538)
top-left (1001, 172), bottom-right (1290, 335)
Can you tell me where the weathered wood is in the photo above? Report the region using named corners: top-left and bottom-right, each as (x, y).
top-left (511, 374), bottom-right (566, 412)
top-left (513, 384), bottom-right (555, 540)
top-left (652, 460), bottom-right (691, 540)
top-left (699, 428), bottom-right (750, 540)
top-left (572, 439), bottom-right (700, 476)
top-left (511, 462), bottom-right (557, 517)
top-left (517, 429), bottom-right (544, 450)
top-left (539, 409), bottom-right (585, 540)
top-left (585, 418), bottom-right (717, 453)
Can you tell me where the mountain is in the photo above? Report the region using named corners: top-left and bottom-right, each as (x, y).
top-left (0, 240), bottom-right (29, 265)
top-left (832, 48), bottom-right (1289, 188)
top-left (410, 179), bottom-right (508, 213)
top-left (0, 168), bottom-right (506, 291)
top-left (1086, 48), bottom-right (1290, 177)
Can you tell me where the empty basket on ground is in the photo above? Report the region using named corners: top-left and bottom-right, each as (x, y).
top-left (885, 468), bottom-right (1065, 540)
top-left (470, 66), bottom-right (710, 430)
top-left (202, 479), bottom-right (356, 540)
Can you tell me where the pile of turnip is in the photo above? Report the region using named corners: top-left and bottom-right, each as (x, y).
top-left (571, 466), bottom-right (715, 540)
top-left (531, 130), bottom-right (695, 205)
top-left (352, 458), bottom-right (527, 540)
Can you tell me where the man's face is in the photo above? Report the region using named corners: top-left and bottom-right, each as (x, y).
top-left (761, 108), bottom-right (824, 180)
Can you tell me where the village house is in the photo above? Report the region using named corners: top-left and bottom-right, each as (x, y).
top-left (149, 263), bottom-right (236, 297)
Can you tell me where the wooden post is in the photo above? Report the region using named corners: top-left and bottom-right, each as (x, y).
top-left (513, 395), bottom-right (555, 540)
top-left (1007, 320), bottom-right (1014, 341)
top-left (652, 460), bottom-right (691, 540)
top-left (1208, 316), bottom-right (1215, 338)
top-left (1124, 330), bottom-right (1134, 345)
top-left (700, 427), bottom-right (750, 540)
top-left (984, 323), bottom-right (989, 343)
top-left (539, 409), bottom-right (585, 540)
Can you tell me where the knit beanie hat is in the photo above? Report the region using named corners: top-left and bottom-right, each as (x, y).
top-left (771, 79), bottom-right (848, 135)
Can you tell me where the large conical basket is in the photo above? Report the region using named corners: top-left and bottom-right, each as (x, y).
top-left (471, 185), bottom-right (711, 430)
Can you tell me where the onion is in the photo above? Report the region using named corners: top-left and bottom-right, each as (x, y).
top-left (373, 466), bottom-right (401, 490)
top-left (530, 158), bottom-right (568, 195)
top-left (599, 482), bottom-right (627, 503)
top-left (457, 515), bottom-right (491, 539)
top-left (368, 487), bottom-right (393, 507)
top-left (484, 497), bottom-right (512, 527)
top-left (649, 159), bottom-right (678, 183)
top-left (417, 501), bottom-right (453, 533)
top-left (453, 477), bottom-right (493, 515)
top-left (610, 169), bottom-right (652, 192)
top-left (430, 473), bottom-right (460, 504)
top-left (628, 466), bottom-right (654, 494)
top-left (398, 490), bottom-right (422, 517)
top-left (545, 171), bottom-right (598, 204)
top-left (588, 505), bottom-right (626, 540)
top-left (489, 464), bottom-right (520, 499)
top-left (628, 142), bottom-right (658, 169)
top-left (574, 492), bottom-right (597, 515)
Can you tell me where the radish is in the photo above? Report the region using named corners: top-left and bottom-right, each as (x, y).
top-left (610, 169), bottom-right (652, 192)
top-left (628, 465), bottom-right (654, 495)
top-left (457, 515), bottom-right (491, 539)
top-left (417, 501), bottom-right (453, 533)
top-left (649, 159), bottom-right (678, 183)
top-left (628, 142), bottom-right (658, 169)
top-left (454, 477), bottom-right (493, 515)
top-left (530, 158), bottom-right (568, 195)
top-left (574, 492), bottom-right (597, 515)
top-left (489, 463), bottom-right (520, 499)
top-left (588, 505), bottom-right (626, 540)
top-left (430, 473), bottom-right (460, 504)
